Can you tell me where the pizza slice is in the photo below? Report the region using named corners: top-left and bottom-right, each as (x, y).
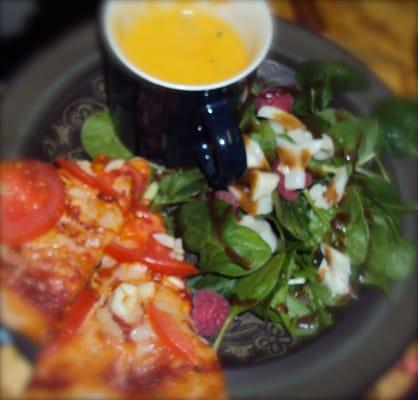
top-left (24, 207), bottom-right (227, 399)
top-left (0, 157), bottom-right (150, 343)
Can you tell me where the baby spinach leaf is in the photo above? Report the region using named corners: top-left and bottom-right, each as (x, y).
top-left (372, 96), bottom-right (418, 157)
top-left (329, 118), bottom-right (379, 165)
top-left (294, 60), bottom-right (368, 114)
top-left (309, 281), bottom-right (338, 307)
top-left (188, 274), bottom-right (237, 299)
top-left (179, 200), bottom-right (215, 253)
top-left (285, 295), bottom-right (311, 319)
top-left (199, 241), bottom-right (249, 277)
top-left (223, 221), bottom-right (272, 271)
top-left (152, 168), bottom-right (208, 207)
top-left (270, 285), bottom-right (288, 308)
top-left (81, 108), bottom-right (133, 159)
top-left (296, 60), bottom-right (368, 93)
top-left (356, 119), bottom-right (379, 165)
top-left (179, 200), bottom-right (272, 277)
top-left (250, 120), bottom-right (277, 162)
top-left (343, 186), bottom-right (370, 266)
top-left (355, 175), bottom-right (418, 215)
top-left (273, 192), bottom-right (313, 244)
top-left (239, 103), bottom-right (260, 131)
top-left (234, 253), bottom-right (286, 302)
top-left (365, 212), bottom-right (415, 291)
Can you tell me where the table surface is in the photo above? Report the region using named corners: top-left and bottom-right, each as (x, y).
top-left (1, 0), bottom-right (417, 398)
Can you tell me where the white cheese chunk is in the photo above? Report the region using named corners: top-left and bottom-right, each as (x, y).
top-left (257, 105), bottom-right (306, 131)
top-left (239, 215), bottom-right (278, 252)
top-left (314, 134), bottom-right (335, 160)
top-left (228, 184), bottom-right (273, 216)
top-left (248, 170), bottom-right (279, 201)
top-left (309, 167), bottom-right (348, 209)
top-left (243, 134), bottom-right (269, 170)
top-left (275, 129), bottom-right (336, 190)
top-left (332, 167), bottom-right (349, 203)
top-left (318, 244), bottom-right (351, 296)
top-left (309, 183), bottom-right (332, 210)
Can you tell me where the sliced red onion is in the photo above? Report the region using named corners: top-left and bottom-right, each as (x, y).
top-left (256, 87), bottom-right (294, 113)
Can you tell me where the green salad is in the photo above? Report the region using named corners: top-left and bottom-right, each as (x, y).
top-left (81, 60), bottom-right (417, 350)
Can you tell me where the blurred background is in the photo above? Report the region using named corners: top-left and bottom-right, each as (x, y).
top-left (0, 0), bottom-right (416, 398)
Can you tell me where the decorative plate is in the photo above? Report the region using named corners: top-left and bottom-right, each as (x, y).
top-left (1, 18), bottom-right (416, 400)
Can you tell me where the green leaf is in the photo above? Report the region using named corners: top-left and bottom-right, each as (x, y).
top-left (223, 221), bottom-right (272, 271)
top-left (309, 281), bottom-right (338, 307)
top-left (273, 192), bottom-right (313, 243)
top-left (234, 253), bottom-right (286, 302)
top-left (199, 241), bottom-right (249, 277)
top-left (343, 186), bottom-right (370, 265)
top-left (250, 120), bottom-right (277, 162)
top-left (179, 200), bottom-right (272, 277)
top-left (372, 96), bottom-right (418, 157)
top-left (365, 211), bottom-right (415, 290)
top-left (152, 168), bottom-right (208, 207)
top-left (270, 285), bottom-right (288, 308)
top-left (294, 60), bottom-right (368, 114)
top-left (81, 108), bottom-right (133, 159)
top-left (239, 103), bottom-right (260, 131)
top-left (355, 175), bottom-right (418, 215)
top-left (188, 274), bottom-right (237, 299)
top-left (285, 295), bottom-right (311, 319)
top-left (296, 60), bottom-right (368, 93)
top-left (179, 200), bottom-right (216, 253)
top-left (329, 118), bottom-right (379, 165)
top-left (385, 236), bottom-right (416, 280)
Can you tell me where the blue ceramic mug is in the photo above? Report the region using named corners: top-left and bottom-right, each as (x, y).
top-left (101, 0), bottom-right (273, 187)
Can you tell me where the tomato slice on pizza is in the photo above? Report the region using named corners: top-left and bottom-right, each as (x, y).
top-left (0, 158), bottom-right (149, 343)
top-left (0, 160), bottom-right (66, 245)
top-left (26, 257), bottom-right (226, 399)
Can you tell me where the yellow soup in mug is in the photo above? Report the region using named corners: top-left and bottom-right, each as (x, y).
top-left (113, 3), bottom-right (249, 85)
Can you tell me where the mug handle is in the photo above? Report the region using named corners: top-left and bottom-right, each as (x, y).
top-left (195, 99), bottom-right (247, 187)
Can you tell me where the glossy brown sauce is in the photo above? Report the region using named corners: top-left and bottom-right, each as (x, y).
top-left (227, 182), bottom-right (258, 216)
top-left (277, 147), bottom-right (312, 170)
top-left (324, 182), bottom-right (339, 205)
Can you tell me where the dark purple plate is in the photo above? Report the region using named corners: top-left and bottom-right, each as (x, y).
top-left (1, 18), bottom-right (417, 400)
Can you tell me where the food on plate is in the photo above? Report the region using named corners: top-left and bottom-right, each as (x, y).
top-left (0, 157), bottom-right (149, 343)
top-left (78, 60), bottom-right (416, 353)
top-left (0, 157), bottom-right (226, 399)
top-left (24, 209), bottom-right (226, 399)
top-left (112, 2), bottom-right (249, 85)
top-left (1, 58), bottom-right (416, 398)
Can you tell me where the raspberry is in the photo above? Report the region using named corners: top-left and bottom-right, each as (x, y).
top-left (191, 289), bottom-right (230, 337)
top-left (256, 87), bottom-right (294, 113)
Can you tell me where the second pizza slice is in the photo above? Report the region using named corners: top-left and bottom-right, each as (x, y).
top-left (24, 206), bottom-right (227, 399)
